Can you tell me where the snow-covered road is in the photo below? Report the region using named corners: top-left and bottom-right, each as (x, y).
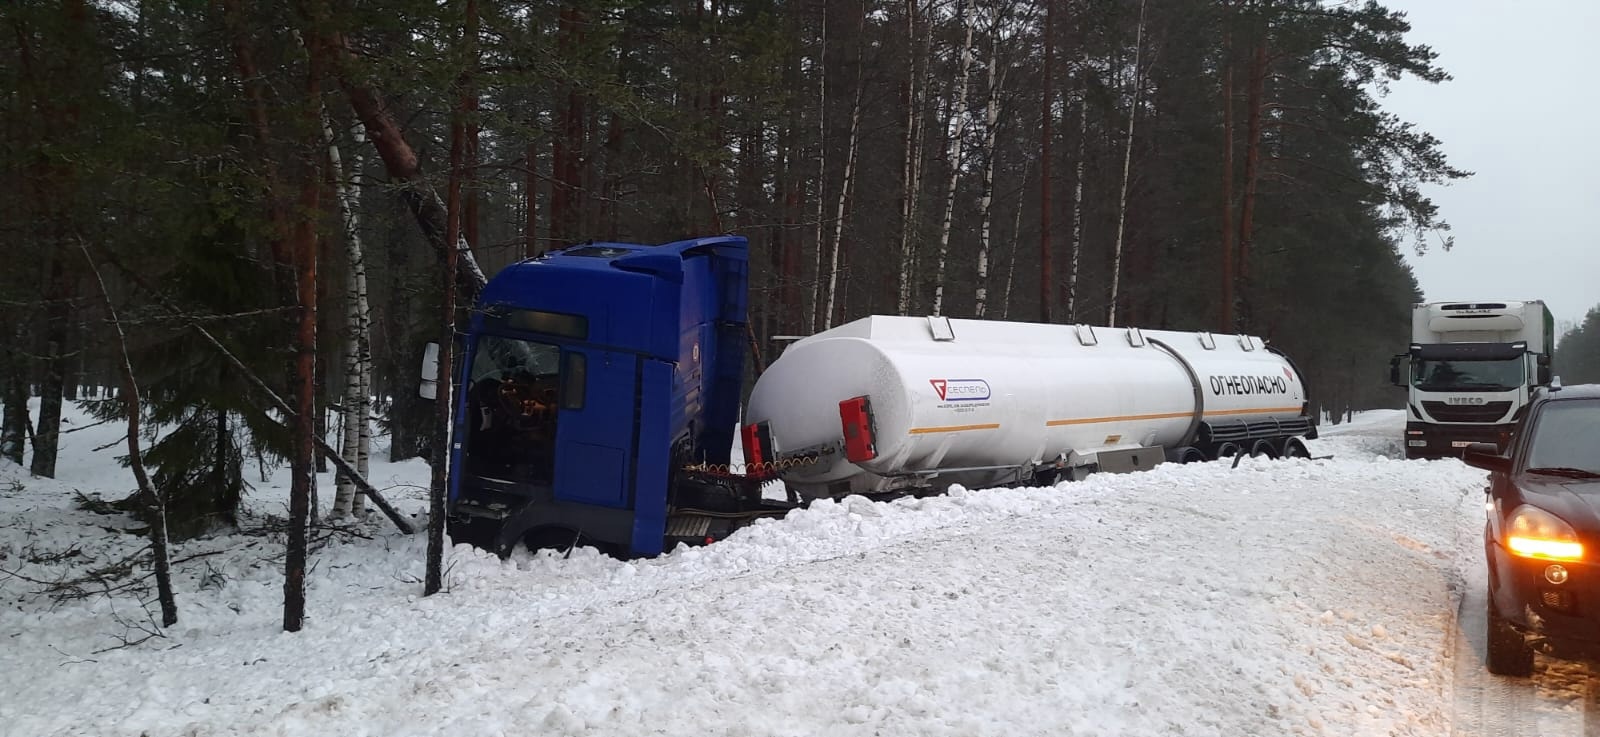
top-left (1, 408), bottom-right (1595, 736)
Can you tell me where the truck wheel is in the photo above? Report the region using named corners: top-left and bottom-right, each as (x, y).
top-left (1249, 439), bottom-right (1280, 459)
top-left (1170, 447), bottom-right (1207, 464)
top-left (1211, 442), bottom-right (1241, 461)
top-left (1283, 437), bottom-right (1312, 459)
top-left (1485, 597), bottom-right (1534, 677)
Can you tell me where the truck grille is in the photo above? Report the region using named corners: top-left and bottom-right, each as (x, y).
top-left (1421, 400), bottom-right (1512, 423)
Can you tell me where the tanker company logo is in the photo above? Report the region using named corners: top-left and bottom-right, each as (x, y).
top-left (930, 378), bottom-right (991, 402)
top-left (1209, 374), bottom-right (1290, 396)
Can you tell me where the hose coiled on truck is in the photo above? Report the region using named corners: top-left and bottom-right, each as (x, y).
top-left (679, 456), bottom-right (821, 479)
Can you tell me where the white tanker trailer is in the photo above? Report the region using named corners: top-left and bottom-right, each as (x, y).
top-left (742, 315), bottom-right (1317, 499)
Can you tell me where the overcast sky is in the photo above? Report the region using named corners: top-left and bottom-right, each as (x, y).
top-left (1378, 0), bottom-right (1600, 331)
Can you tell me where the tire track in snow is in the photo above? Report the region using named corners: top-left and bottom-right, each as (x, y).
top-left (1450, 586), bottom-right (1546, 737)
top-left (1448, 521), bottom-right (1594, 735)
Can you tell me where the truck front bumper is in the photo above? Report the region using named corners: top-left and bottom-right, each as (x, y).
top-left (1404, 422), bottom-right (1514, 460)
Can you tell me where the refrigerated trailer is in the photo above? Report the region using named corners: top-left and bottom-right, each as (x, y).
top-left (441, 235), bottom-right (1318, 557)
top-left (1390, 300), bottom-right (1554, 459)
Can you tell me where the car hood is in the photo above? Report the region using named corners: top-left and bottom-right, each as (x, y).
top-left (1516, 474), bottom-right (1600, 533)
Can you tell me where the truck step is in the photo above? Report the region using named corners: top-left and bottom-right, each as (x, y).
top-left (665, 515), bottom-right (712, 538)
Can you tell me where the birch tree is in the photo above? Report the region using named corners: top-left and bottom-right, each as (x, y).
top-left (1001, 163), bottom-right (1028, 320)
top-left (1106, 0), bottom-right (1146, 327)
top-left (930, 0), bottom-right (976, 317)
top-left (808, 8), bottom-right (829, 333)
top-left (325, 114), bottom-right (371, 520)
top-left (821, 5), bottom-right (866, 330)
top-left (895, 0), bottom-right (928, 316)
top-left (1066, 61), bottom-right (1088, 322)
top-left (973, 5), bottom-right (1016, 318)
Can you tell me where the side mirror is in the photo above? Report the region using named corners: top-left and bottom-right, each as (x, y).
top-left (1536, 353), bottom-right (1552, 386)
top-left (1462, 442), bottom-right (1511, 473)
top-left (419, 342), bottom-right (440, 400)
top-left (1388, 354), bottom-right (1409, 388)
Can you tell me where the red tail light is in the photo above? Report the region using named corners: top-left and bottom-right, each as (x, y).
top-left (742, 421), bottom-right (772, 469)
top-left (741, 424), bottom-right (763, 466)
top-left (839, 396), bottom-right (878, 463)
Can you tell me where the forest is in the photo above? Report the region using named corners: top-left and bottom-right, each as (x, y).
top-left (3, 0), bottom-right (1467, 626)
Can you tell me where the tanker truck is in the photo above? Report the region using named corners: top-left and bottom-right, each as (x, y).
top-left (1389, 300), bottom-right (1554, 460)
top-left (439, 235), bottom-right (1318, 557)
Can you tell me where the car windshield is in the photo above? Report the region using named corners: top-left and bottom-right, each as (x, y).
top-left (1412, 357), bottom-right (1525, 392)
top-left (1525, 399), bottom-right (1600, 476)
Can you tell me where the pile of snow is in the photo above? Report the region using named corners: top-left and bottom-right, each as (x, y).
top-left (1, 404), bottom-right (1491, 736)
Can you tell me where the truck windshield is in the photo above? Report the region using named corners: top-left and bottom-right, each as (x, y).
top-left (462, 335), bottom-right (562, 484)
top-left (1412, 357), bottom-right (1525, 393)
top-left (1526, 400), bottom-right (1600, 475)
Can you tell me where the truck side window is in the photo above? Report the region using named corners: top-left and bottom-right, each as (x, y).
top-left (563, 352), bottom-right (587, 410)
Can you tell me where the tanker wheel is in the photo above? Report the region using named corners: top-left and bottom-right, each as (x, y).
top-left (1211, 442), bottom-right (1242, 461)
top-left (1283, 437), bottom-right (1312, 459)
top-left (1173, 447), bottom-right (1208, 464)
top-left (1249, 439), bottom-right (1280, 459)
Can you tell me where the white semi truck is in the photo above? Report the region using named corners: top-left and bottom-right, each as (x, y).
top-left (1391, 300), bottom-right (1554, 460)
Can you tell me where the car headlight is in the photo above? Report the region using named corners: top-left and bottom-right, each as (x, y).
top-left (1506, 505), bottom-right (1584, 561)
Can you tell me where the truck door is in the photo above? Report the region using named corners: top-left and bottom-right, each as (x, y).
top-left (554, 348), bottom-right (638, 508)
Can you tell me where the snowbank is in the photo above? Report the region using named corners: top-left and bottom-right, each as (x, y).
top-left (0, 405), bottom-right (1489, 736)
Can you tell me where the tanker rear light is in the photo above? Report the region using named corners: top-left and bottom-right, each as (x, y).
top-left (1406, 430), bottom-right (1424, 436)
top-left (742, 421), bottom-right (774, 470)
top-left (839, 396), bottom-right (879, 464)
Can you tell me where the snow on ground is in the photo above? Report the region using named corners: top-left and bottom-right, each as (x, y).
top-left (0, 405), bottom-right (1496, 736)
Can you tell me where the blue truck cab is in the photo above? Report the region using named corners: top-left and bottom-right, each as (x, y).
top-left (447, 235), bottom-right (751, 557)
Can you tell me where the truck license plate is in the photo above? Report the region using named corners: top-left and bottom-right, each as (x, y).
top-left (1451, 441), bottom-right (1473, 448)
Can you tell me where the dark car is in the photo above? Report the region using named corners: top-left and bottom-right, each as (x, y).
top-left (1466, 382), bottom-right (1600, 676)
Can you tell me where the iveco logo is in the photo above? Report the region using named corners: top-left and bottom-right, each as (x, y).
top-left (1447, 396), bottom-right (1487, 405)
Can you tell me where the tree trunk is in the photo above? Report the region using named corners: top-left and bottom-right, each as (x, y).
top-left (809, 5), bottom-right (829, 334)
top-left (1107, 0), bottom-right (1146, 328)
top-left (974, 26), bottom-right (1007, 319)
top-left (326, 112), bottom-right (371, 519)
top-left (0, 332), bottom-right (25, 465)
top-left (1038, 0), bottom-right (1054, 323)
top-left (81, 246), bottom-right (177, 627)
top-left (1219, 0), bottom-right (1237, 332)
top-left (283, 161), bottom-right (319, 632)
top-left (822, 12), bottom-right (866, 330)
top-left (1001, 163), bottom-right (1028, 319)
top-left (930, 0), bottom-right (976, 318)
top-left (602, 111), bottom-right (625, 241)
top-left (1236, 36), bottom-right (1269, 331)
top-left (525, 134), bottom-right (539, 257)
top-left (551, 3), bottom-right (584, 244)
top-left (429, 0), bottom-right (476, 597)
top-left (1066, 74), bottom-right (1086, 323)
top-left (28, 257), bottom-right (68, 479)
top-left (895, 0), bottom-right (924, 316)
